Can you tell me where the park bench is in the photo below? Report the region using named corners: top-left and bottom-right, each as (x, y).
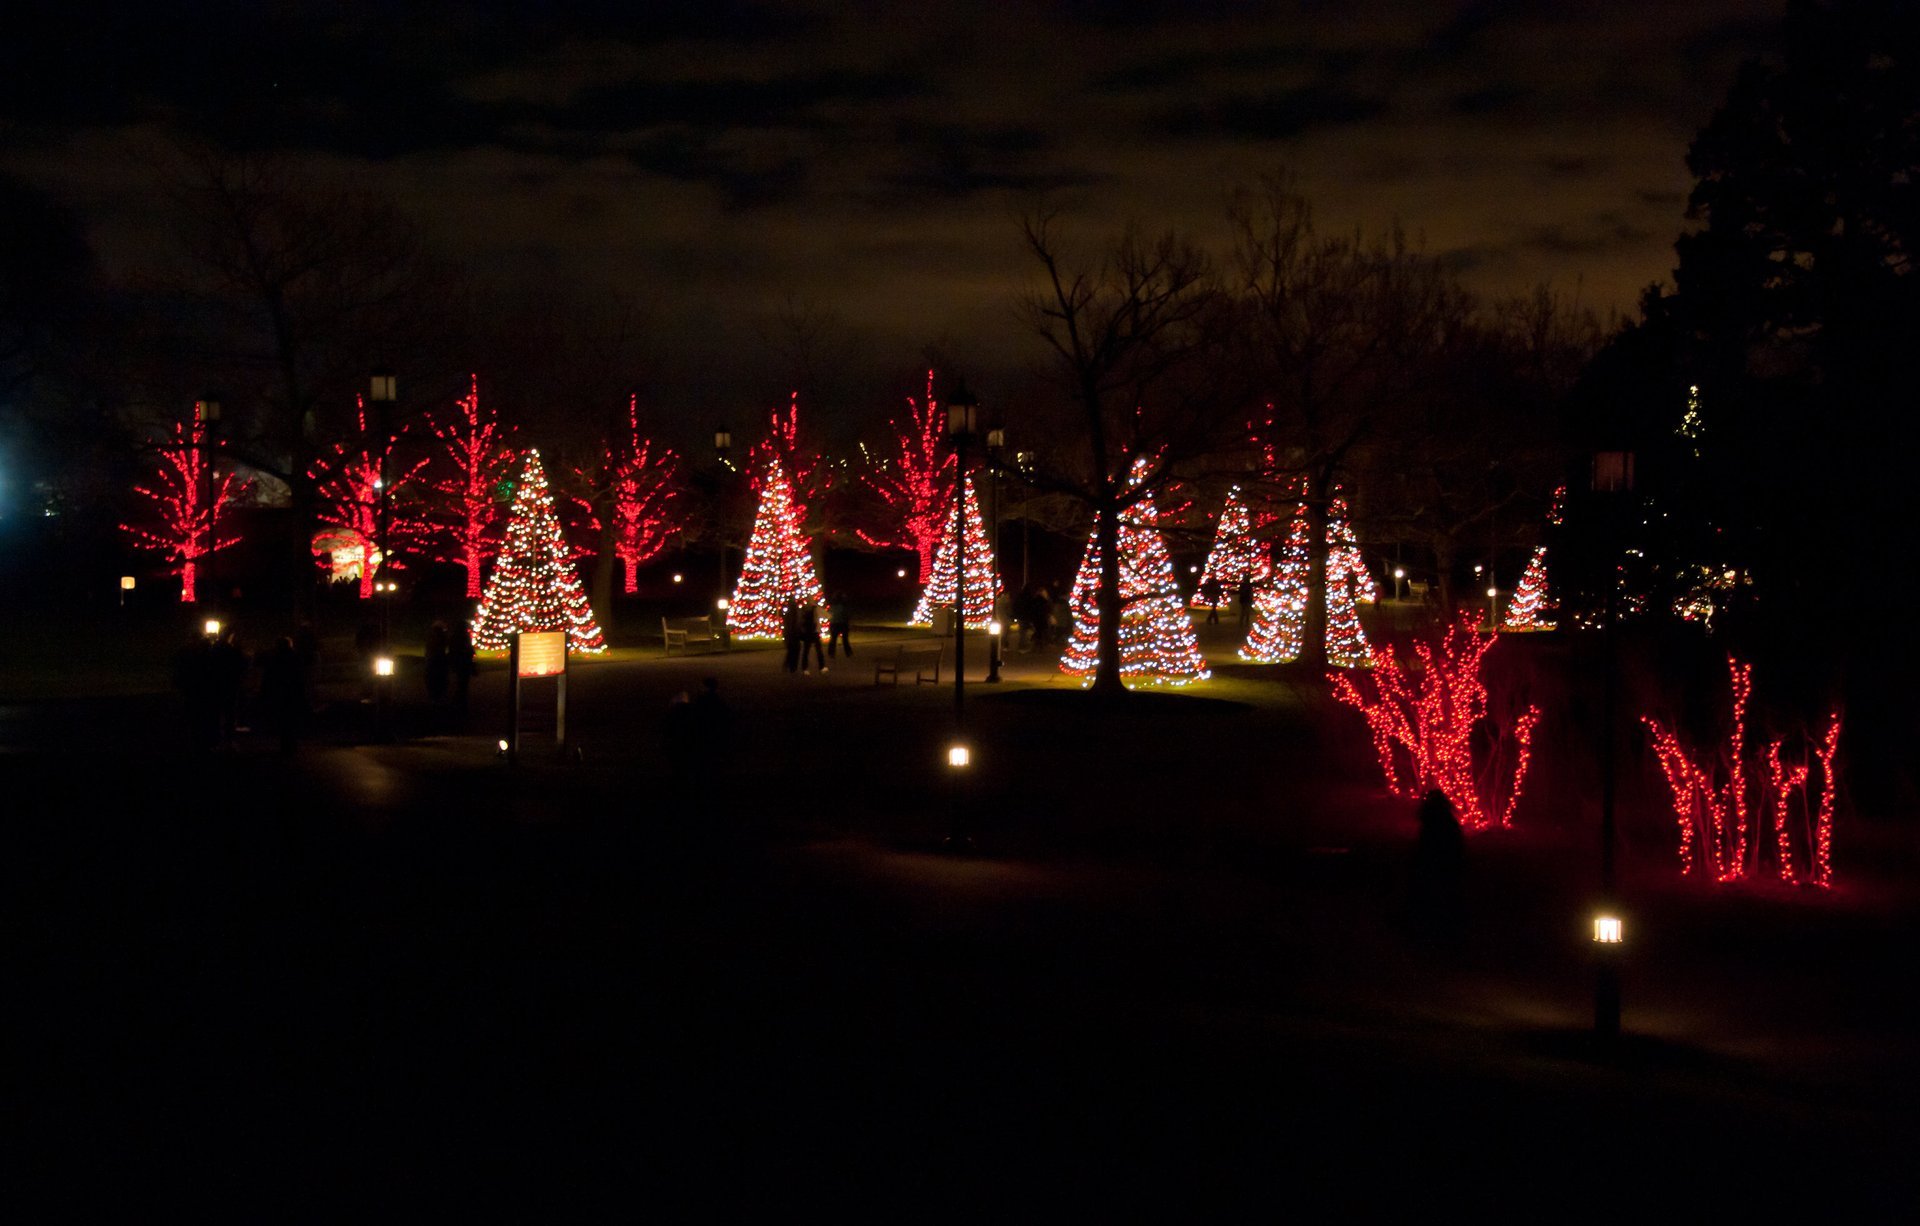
top-left (874, 641), bottom-right (943, 686)
top-left (662, 616), bottom-right (728, 655)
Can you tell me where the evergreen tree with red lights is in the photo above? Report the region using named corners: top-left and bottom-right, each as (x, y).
top-left (726, 457), bottom-right (823, 639)
top-left (1061, 462), bottom-right (1210, 686)
top-left (421, 375), bottom-right (516, 600)
top-left (310, 397), bottom-right (429, 598)
top-left (121, 401), bottom-right (245, 603)
top-left (858, 369), bottom-right (952, 583)
top-left (911, 473), bottom-right (1000, 627)
top-left (1503, 547), bottom-right (1553, 631)
top-left (1191, 485), bottom-right (1270, 608)
top-left (574, 394), bottom-right (681, 594)
top-left (470, 451), bottom-right (606, 653)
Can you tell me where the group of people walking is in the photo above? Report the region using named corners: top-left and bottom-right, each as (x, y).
top-left (782, 594), bottom-right (851, 674)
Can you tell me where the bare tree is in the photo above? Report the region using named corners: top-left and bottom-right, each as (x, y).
top-left (1019, 208), bottom-right (1235, 695)
top-left (1230, 177), bottom-right (1472, 664)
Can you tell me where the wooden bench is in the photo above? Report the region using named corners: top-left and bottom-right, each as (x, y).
top-left (662, 616), bottom-right (727, 655)
top-left (874, 642), bottom-right (943, 686)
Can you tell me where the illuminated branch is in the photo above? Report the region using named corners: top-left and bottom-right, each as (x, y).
top-left (747, 391), bottom-right (832, 524)
top-left (309, 396), bottom-right (429, 598)
top-left (421, 375), bottom-right (516, 599)
top-left (1642, 655), bottom-right (1842, 885)
top-left (120, 408), bottom-right (246, 603)
top-left (1330, 616), bottom-right (1539, 831)
top-left (574, 394), bottom-right (683, 594)
top-left (857, 369), bottom-right (953, 581)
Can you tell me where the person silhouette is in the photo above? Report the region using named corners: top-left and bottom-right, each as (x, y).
top-left (1410, 789), bottom-right (1466, 940)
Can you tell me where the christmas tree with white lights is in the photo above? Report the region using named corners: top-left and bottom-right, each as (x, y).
top-left (471, 450), bottom-right (607, 653)
top-left (1241, 504), bottom-right (1310, 662)
top-left (1060, 467), bottom-right (1210, 687)
top-left (1330, 495), bottom-right (1377, 605)
top-left (727, 457), bottom-right (824, 639)
top-left (1503, 546), bottom-right (1554, 631)
top-left (1240, 496), bottom-right (1372, 667)
top-left (1191, 485), bottom-right (1271, 608)
top-left (910, 474), bottom-right (1000, 627)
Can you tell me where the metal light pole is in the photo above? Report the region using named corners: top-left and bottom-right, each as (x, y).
top-left (985, 425), bottom-right (1005, 681)
top-left (195, 397), bottom-right (220, 603)
top-left (1017, 451), bottom-right (1033, 594)
top-left (1591, 448), bottom-right (1635, 1043)
top-left (370, 373), bottom-right (397, 645)
top-left (714, 424), bottom-right (732, 602)
top-left (946, 383), bottom-right (979, 725)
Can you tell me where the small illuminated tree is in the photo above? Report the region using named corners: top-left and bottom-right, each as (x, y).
top-left (1643, 656), bottom-right (1841, 885)
top-left (910, 473), bottom-right (1000, 627)
top-left (727, 457), bottom-right (824, 639)
top-left (471, 450), bottom-right (606, 653)
top-left (121, 405), bottom-right (245, 603)
top-left (1331, 616), bottom-right (1540, 831)
top-left (1241, 503), bottom-right (1310, 662)
top-left (575, 394), bottom-right (682, 594)
top-left (858, 369), bottom-right (953, 582)
top-left (421, 375), bottom-right (516, 599)
top-left (1191, 485), bottom-right (1270, 607)
top-left (1060, 462), bottom-right (1210, 686)
top-left (1503, 547), bottom-right (1553, 630)
top-left (309, 397), bottom-right (428, 599)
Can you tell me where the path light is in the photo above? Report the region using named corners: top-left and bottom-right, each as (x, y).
top-left (204, 618), bottom-right (222, 637)
top-left (374, 656), bottom-right (395, 677)
top-left (1593, 915), bottom-right (1623, 944)
top-left (121, 575), bottom-right (136, 591)
top-left (897, 568), bottom-right (907, 578)
top-left (947, 743), bottom-right (971, 769)
top-left (672, 573), bottom-right (683, 584)
top-left (987, 621), bottom-right (1003, 683)
top-left (717, 598), bottom-right (729, 611)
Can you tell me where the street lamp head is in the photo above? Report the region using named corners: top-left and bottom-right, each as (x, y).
top-left (203, 618), bottom-right (222, 637)
top-left (1591, 450), bottom-right (1635, 494)
top-left (195, 397), bottom-right (221, 425)
top-left (1394, 568), bottom-right (1406, 580)
top-left (988, 621), bottom-right (1002, 636)
top-left (369, 373), bottom-right (397, 403)
top-left (717, 598), bottom-right (730, 611)
top-left (714, 425), bottom-right (732, 455)
top-left (945, 381), bottom-right (979, 437)
top-left (985, 426), bottom-right (1006, 452)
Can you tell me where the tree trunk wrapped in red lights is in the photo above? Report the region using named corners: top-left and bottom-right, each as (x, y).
top-left (121, 408), bottom-right (245, 603)
top-left (422, 375), bottom-right (516, 599)
top-left (1331, 616), bottom-right (1539, 831)
top-left (1643, 655), bottom-right (1840, 886)
top-left (310, 397), bottom-right (428, 598)
top-left (858, 369), bottom-right (952, 583)
top-left (574, 394), bottom-right (681, 594)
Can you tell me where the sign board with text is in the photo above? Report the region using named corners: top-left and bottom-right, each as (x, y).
top-left (516, 631), bottom-right (567, 678)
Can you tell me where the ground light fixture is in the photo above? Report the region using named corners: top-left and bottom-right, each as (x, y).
top-left (717, 598), bottom-right (729, 611)
top-left (987, 621), bottom-right (1003, 683)
top-left (374, 656), bottom-right (395, 678)
top-left (947, 743), bottom-right (971, 769)
top-left (672, 573), bottom-right (683, 584)
top-left (1593, 915), bottom-right (1624, 944)
top-left (204, 618), bottom-right (222, 637)
top-left (897, 568), bottom-right (907, 578)
top-left (121, 575), bottom-right (135, 591)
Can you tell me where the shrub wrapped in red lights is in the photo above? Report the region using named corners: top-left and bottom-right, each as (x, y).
top-left (1643, 655), bottom-right (1840, 886)
top-left (1331, 616), bottom-right (1540, 831)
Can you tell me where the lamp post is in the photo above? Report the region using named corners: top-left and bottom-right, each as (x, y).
top-left (195, 397), bottom-right (220, 603)
top-left (1016, 451), bottom-right (1033, 593)
top-left (370, 373), bottom-right (397, 645)
top-left (1591, 447), bottom-right (1635, 1043)
top-left (714, 425), bottom-right (733, 603)
top-left (946, 382), bottom-right (979, 727)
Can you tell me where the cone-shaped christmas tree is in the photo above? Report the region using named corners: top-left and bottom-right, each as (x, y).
top-left (910, 474), bottom-right (1000, 627)
top-left (1240, 496), bottom-right (1373, 667)
top-left (1241, 503), bottom-right (1310, 662)
top-left (471, 450), bottom-right (607, 653)
top-left (1330, 496), bottom-right (1378, 604)
top-left (1060, 470), bottom-right (1210, 687)
top-left (1190, 485), bottom-right (1271, 607)
top-left (727, 457), bottom-right (823, 639)
top-left (1503, 546), bottom-right (1553, 630)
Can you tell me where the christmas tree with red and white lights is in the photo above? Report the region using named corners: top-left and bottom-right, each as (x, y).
top-left (1240, 496), bottom-right (1372, 667)
top-left (910, 474), bottom-right (1000, 627)
top-left (1330, 495), bottom-right (1377, 605)
top-left (1503, 546), bottom-right (1553, 631)
top-left (1060, 467), bottom-right (1210, 687)
top-left (726, 457), bottom-right (824, 639)
top-left (121, 402), bottom-right (245, 603)
top-left (1191, 485), bottom-right (1270, 608)
top-left (1241, 503), bottom-right (1310, 662)
top-left (470, 450), bottom-right (606, 653)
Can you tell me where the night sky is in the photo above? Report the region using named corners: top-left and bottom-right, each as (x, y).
top-left (3, 0), bottom-right (1782, 415)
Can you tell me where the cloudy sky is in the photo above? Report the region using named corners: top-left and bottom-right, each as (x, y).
top-left (3, 0), bottom-right (1782, 416)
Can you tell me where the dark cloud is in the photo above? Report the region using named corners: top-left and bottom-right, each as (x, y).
top-left (1156, 85), bottom-right (1387, 140)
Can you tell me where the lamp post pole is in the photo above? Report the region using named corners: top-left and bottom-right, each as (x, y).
top-left (370, 373), bottom-right (397, 645)
top-left (195, 396), bottom-right (220, 605)
top-left (714, 425), bottom-right (733, 603)
top-left (1592, 449), bottom-right (1634, 1043)
top-left (943, 383), bottom-right (980, 853)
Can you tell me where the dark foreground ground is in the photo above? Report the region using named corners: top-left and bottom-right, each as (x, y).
top-left (6, 615), bottom-right (1918, 1217)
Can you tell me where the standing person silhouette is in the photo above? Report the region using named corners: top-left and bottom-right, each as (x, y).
top-left (1236, 575), bottom-right (1255, 632)
top-left (826, 590), bottom-right (853, 659)
top-left (781, 599), bottom-right (803, 674)
top-left (1201, 576), bottom-right (1222, 624)
top-left (799, 599), bottom-right (826, 674)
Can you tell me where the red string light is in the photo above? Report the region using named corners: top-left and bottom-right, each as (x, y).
top-left (120, 409), bottom-right (245, 603)
top-left (573, 394), bottom-right (681, 594)
top-left (857, 369), bottom-right (954, 583)
top-left (420, 375), bottom-right (517, 599)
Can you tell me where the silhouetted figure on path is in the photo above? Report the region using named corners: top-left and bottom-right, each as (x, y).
top-left (1410, 788), bottom-right (1466, 941)
top-left (173, 634), bottom-right (218, 752)
top-left (208, 628), bottom-right (249, 749)
top-left (1201, 576), bottom-right (1222, 624)
top-left (782, 600), bottom-right (803, 673)
top-left (449, 623), bottom-right (476, 713)
top-left (424, 621), bottom-right (451, 703)
top-left (799, 601), bottom-right (826, 673)
top-left (691, 676), bottom-right (733, 776)
top-left (826, 590), bottom-right (852, 658)
top-left (259, 635), bottom-right (304, 754)
top-left (1236, 575), bottom-right (1255, 631)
